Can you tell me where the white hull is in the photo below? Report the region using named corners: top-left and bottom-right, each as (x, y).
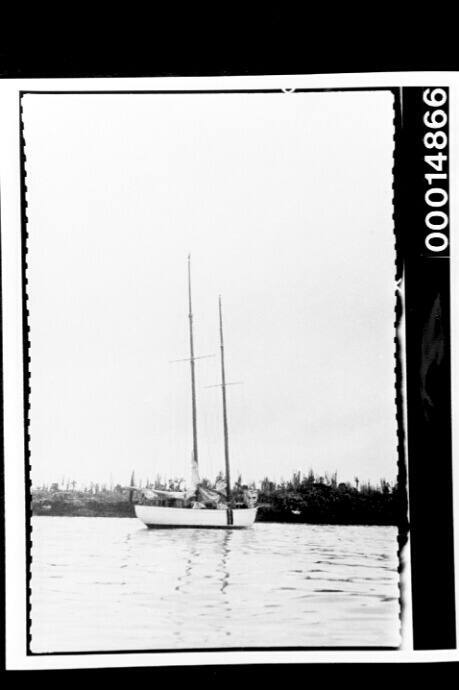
top-left (134, 504), bottom-right (257, 529)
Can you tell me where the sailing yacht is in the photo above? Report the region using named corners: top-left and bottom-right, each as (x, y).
top-left (134, 257), bottom-right (258, 529)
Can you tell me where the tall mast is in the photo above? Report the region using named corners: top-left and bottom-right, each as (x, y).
top-left (218, 296), bottom-right (231, 504)
top-left (188, 255), bottom-right (199, 467)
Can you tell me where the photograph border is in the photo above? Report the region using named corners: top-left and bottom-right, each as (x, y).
top-left (15, 84), bottom-right (434, 657)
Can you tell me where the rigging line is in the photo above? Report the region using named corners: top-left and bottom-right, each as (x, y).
top-left (169, 354), bottom-right (215, 363)
top-left (205, 382), bottom-right (243, 389)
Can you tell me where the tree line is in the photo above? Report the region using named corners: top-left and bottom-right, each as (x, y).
top-left (255, 470), bottom-right (404, 525)
top-left (32, 468), bottom-right (404, 525)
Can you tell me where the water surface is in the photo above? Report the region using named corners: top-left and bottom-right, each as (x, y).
top-left (31, 517), bottom-right (400, 652)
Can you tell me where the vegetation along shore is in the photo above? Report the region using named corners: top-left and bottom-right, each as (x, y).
top-left (32, 470), bottom-right (404, 526)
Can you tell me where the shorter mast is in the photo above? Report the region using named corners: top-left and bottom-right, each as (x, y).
top-left (188, 255), bottom-right (199, 470)
top-left (218, 296), bottom-right (232, 505)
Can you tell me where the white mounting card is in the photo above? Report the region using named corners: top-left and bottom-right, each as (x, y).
top-left (1, 72), bottom-right (458, 669)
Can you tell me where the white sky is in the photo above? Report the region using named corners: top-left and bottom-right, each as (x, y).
top-left (23, 90), bottom-right (397, 488)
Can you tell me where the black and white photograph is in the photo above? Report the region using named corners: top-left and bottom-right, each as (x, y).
top-left (1, 72), bottom-right (458, 669)
top-left (22, 88), bottom-right (400, 652)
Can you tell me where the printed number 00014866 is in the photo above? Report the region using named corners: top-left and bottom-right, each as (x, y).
top-left (423, 88), bottom-right (449, 253)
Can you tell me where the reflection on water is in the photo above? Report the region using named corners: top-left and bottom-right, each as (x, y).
top-left (31, 517), bottom-right (400, 652)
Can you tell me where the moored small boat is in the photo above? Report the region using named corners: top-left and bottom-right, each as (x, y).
top-left (135, 505), bottom-right (257, 529)
top-left (134, 256), bottom-right (257, 529)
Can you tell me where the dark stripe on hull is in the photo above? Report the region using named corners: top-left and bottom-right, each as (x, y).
top-left (145, 523), bottom-right (245, 530)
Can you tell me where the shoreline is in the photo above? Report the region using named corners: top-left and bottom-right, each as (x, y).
top-left (31, 479), bottom-right (404, 527)
top-left (31, 505), bottom-right (400, 526)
